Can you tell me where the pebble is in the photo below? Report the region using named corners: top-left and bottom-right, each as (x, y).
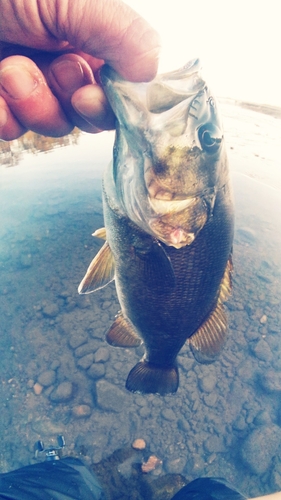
top-left (33, 382), bottom-right (43, 395)
top-left (141, 455), bottom-right (162, 473)
top-left (49, 381), bottom-right (73, 403)
top-left (42, 301), bottom-right (60, 318)
top-left (37, 369), bottom-right (56, 387)
top-left (87, 363), bottom-right (105, 379)
top-left (75, 340), bottom-right (100, 358)
top-left (165, 456), bottom-right (186, 474)
top-left (241, 425), bottom-right (281, 474)
top-left (68, 332), bottom-right (88, 349)
top-left (251, 339), bottom-right (273, 362)
top-left (76, 353), bottom-right (94, 369)
top-left (260, 314), bottom-right (267, 324)
top-left (258, 369), bottom-right (281, 392)
top-left (132, 438), bottom-right (146, 450)
top-left (72, 405), bottom-right (92, 418)
top-left (161, 408), bottom-right (177, 421)
top-left (96, 380), bottom-right (127, 412)
top-left (204, 435), bottom-right (225, 453)
top-left (198, 373), bottom-right (217, 393)
top-left (94, 347), bottom-right (110, 363)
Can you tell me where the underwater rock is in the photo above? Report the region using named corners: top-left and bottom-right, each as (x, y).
top-left (87, 363), bottom-right (105, 379)
top-left (42, 300), bottom-right (60, 318)
top-left (198, 372), bottom-right (217, 392)
top-left (161, 409), bottom-right (177, 421)
top-left (49, 381), bottom-right (74, 403)
top-left (132, 439), bottom-right (146, 450)
top-left (74, 340), bottom-right (100, 358)
top-left (37, 369), bottom-right (56, 387)
top-left (258, 369), bottom-right (281, 392)
top-left (165, 456), bottom-right (186, 474)
top-left (251, 339), bottom-right (273, 362)
top-left (72, 404), bottom-right (92, 418)
top-left (77, 353), bottom-right (95, 369)
top-left (204, 435), bottom-right (226, 453)
top-left (241, 425), bottom-right (281, 474)
top-left (96, 380), bottom-right (127, 412)
top-left (94, 347), bottom-right (110, 363)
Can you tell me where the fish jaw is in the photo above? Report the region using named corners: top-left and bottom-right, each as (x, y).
top-left (147, 194), bottom-right (211, 248)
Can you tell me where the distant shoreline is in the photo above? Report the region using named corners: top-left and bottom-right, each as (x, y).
top-left (219, 97), bottom-right (281, 119)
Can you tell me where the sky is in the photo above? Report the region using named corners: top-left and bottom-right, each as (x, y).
top-left (124, 0), bottom-right (280, 107)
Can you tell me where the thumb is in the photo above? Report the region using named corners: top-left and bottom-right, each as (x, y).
top-left (48, 0), bottom-right (161, 82)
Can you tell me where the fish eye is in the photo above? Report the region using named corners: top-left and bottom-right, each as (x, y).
top-left (198, 123), bottom-right (222, 154)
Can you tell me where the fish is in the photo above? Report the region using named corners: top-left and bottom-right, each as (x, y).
top-left (79, 58), bottom-right (234, 395)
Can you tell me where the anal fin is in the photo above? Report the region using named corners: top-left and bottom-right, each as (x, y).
top-left (126, 360), bottom-right (179, 395)
top-left (106, 312), bottom-right (141, 347)
top-left (189, 302), bottom-right (228, 364)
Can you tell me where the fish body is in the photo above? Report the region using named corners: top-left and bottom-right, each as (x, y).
top-left (79, 59), bottom-right (234, 395)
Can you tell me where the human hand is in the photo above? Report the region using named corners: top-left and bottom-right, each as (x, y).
top-left (0, 0), bottom-right (160, 140)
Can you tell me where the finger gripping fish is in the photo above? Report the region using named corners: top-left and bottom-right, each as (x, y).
top-left (79, 59), bottom-right (234, 395)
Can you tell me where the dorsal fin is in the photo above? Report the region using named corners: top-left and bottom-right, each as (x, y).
top-left (78, 242), bottom-right (115, 294)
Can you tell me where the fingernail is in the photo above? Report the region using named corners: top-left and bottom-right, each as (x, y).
top-left (0, 66), bottom-right (37, 99)
top-left (0, 107), bottom-right (8, 128)
top-left (51, 60), bottom-right (85, 92)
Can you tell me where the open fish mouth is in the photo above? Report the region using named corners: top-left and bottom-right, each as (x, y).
top-left (148, 196), bottom-right (196, 215)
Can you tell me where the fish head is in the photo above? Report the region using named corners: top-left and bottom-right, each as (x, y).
top-left (100, 59), bottom-right (229, 248)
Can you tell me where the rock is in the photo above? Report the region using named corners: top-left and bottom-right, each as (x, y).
top-left (165, 456), bottom-right (186, 474)
top-left (254, 410), bottom-right (272, 426)
top-left (141, 455), bottom-right (162, 473)
top-left (31, 417), bottom-right (65, 435)
top-left (132, 438), bottom-right (146, 450)
top-left (87, 363), bottom-right (105, 379)
top-left (233, 414), bottom-right (247, 431)
top-left (203, 392), bottom-right (217, 407)
top-left (68, 332), bottom-right (88, 349)
top-left (94, 347), bottom-right (110, 363)
top-left (161, 409), bottom-right (177, 421)
top-left (241, 425), bottom-right (281, 474)
top-left (204, 435), bottom-right (225, 453)
top-left (42, 301), bottom-right (60, 318)
top-left (258, 370), bottom-right (281, 392)
top-left (37, 369), bottom-right (56, 387)
top-left (33, 382), bottom-right (43, 395)
top-left (49, 381), bottom-right (73, 403)
top-left (72, 405), bottom-right (92, 418)
top-left (198, 373), bottom-right (217, 392)
top-left (251, 339), bottom-right (272, 362)
top-left (75, 340), bottom-right (100, 358)
top-left (77, 353), bottom-right (94, 369)
top-left (96, 380), bottom-right (127, 412)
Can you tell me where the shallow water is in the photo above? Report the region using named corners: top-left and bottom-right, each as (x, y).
top-left (0, 102), bottom-right (281, 499)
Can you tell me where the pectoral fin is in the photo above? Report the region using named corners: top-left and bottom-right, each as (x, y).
top-left (189, 302), bottom-right (228, 364)
top-left (92, 227), bottom-right (107, 240)
top-left (78, 241), bottom-right (115, 294)
top-left (106, 312), bottom-right (141, 347)
top-left (134, 240), bottom-right (176, 289)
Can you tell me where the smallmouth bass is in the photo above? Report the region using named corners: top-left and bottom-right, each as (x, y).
top-left (79, 59), bottom-right (234, 395)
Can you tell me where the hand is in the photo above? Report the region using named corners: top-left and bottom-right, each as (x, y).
top-left (0, 0), bottom-right (160, 140)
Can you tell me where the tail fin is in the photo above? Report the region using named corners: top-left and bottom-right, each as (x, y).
top-left (171, 477), bottom-right (246, 500)
top-left (125, 360), bottom-right (179, 395)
